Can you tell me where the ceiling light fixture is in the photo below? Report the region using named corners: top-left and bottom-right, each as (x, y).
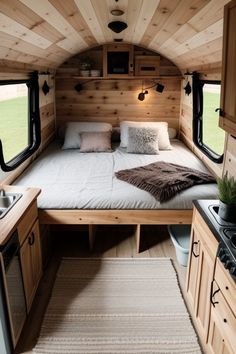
top-left (110, 9), bottom-right (124, 16)
top-left (108, 21), bottom-right (127, 33)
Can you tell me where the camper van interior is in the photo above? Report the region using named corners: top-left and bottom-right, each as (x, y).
top-left (0, 0), bottom-right (236, 353)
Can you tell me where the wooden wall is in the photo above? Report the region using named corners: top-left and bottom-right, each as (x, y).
top-left (0, 71), bottom-right (56, 184)
top-left (56, 47), bottom-right (182, 131)
top-left (223, 135), bottom-right (236, 177)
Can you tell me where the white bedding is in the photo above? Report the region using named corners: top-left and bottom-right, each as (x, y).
top-left (14, 140), bottom-right (218, 210)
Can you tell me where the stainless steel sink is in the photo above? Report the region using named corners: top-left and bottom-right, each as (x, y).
top-left (0, 191), bottom-right (22, 219)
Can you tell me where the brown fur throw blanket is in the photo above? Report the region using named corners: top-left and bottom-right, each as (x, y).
top-left (115, 161), bottom-right (216, 203)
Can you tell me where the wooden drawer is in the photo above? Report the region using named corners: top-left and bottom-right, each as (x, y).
top-left (211, 283), bottom-right (236, 351)
top-left (215, 259), bottom-right (236, 313)
top-left (18, 201), bottom-right (38, 245)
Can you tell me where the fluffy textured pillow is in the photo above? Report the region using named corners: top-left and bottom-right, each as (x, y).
top-left (127, 127), bottom-right (159, 154)
top-left (120, 121), bottom-right (172, 150)
top-left (62, 122), bottom-right (112, 149)
top-left (79, 131), bottom-right (112, 152)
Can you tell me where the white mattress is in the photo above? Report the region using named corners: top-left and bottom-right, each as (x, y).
top-left (14, 140), bottom-right (218, 210)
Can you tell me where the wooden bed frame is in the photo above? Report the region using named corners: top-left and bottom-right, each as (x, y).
top-left (39, 209), bottom-right (193, 252)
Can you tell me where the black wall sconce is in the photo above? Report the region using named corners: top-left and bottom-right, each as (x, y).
top-left (138, 82), bottom-right (165, 101)
top-left (42, 80), bottom-right (50, 95)
top-left (183, 71), bottom-right (193, 96)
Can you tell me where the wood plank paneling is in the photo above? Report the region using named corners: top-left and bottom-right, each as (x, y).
top-left (56, 47), bottom-right (181, 130)
top-left (127, 0), bottom-right (160, 44)
top-left (49, 0), bottom-right (97, 47)
top-left (148, 0), bottom-right (212, 49)
top-left (20, 0), bottom-right (88, 54)
top-left (73, 0), bottom-right (107, 44)
top-left (161, 19), bottom-right (223, 60)
top-left (0, 12), bottom-right (52, 49)
top-left (0, 0), bottom-right (64, 43)
top-left (140, 0), bottom-right (181, 47)
top-left (0, 0), bottom-right (229, 72)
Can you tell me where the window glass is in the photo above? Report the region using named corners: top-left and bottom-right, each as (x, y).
top-left (0, 83), bottom-right (28, 163)
top-left (192, 72), bottom-right (224, 163)
top-left (202, 83), bottom-right (225, 155)
top-left (0, 73), bottom-right (41, 172)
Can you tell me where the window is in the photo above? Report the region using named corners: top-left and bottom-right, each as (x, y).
top-left (192, 72), bottom-right (225, 163)
top-left (0, 72), bottom-right (41, 172)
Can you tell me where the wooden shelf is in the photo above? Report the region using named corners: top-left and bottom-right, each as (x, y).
top-left (72, 75), bottom-right (182, 80)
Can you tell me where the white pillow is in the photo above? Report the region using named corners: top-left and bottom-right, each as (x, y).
top-left (120, 121), bottom-right (172, 150)
top-left (168, 127), bottom-right (177, 139)
top-left (62, 122), bottom-right (112, 149)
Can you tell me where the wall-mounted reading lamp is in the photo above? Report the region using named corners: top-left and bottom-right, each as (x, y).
top-left (138, 82), bottom-right (165, 101)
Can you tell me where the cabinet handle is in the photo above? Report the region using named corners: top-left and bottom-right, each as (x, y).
top-left (215, 108), bottom-right (224, 116)
top-left (28, 232), bottom-right (35, 246)
top-left (210, 280), bottom-right (220, 307)
top-left (192, 241), bottom-right (199, 257)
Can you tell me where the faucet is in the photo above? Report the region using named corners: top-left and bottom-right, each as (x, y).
top-left (0, 189), bottom-right (5, 197)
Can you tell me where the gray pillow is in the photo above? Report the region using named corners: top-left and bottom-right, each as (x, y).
top-left (127, 127), bottom-right (159, 154)
top-left (79, 131), bottom-right (112, 152)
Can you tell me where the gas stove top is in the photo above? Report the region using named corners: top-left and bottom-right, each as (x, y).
top-left (208, 204), bottom-right (236, 281)
top-left (192, 200), bottom-right (236, 281)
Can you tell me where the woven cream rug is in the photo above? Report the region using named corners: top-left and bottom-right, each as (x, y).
top-left (33, 258), bottom-right (201, 353)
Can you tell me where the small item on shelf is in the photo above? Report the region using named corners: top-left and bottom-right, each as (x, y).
top-left (80, 56), bottom-right (95, 77)
top-left (90, 70), bottom-right (101, 77)
top-left (80, 70), bottom-right (90, 77)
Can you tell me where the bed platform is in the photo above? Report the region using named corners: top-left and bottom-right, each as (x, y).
top-left (15, 139), bottom-right (218, 251)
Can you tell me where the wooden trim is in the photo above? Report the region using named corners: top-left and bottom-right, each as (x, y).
top-left (72, 75), bottom-right (183, 80)
top-left (39, 209), bottom-right (192, 254)
top-left (134, 224), bottom-right (141, 253)
top-left (39, 209), bottom-right (192, 225)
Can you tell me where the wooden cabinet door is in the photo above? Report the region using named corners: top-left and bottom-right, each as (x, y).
top-left (208, 284), bottom-right (236, 354)
top-left (194, 242), bottom-right (215, 342)
top-left (186, 208), bottom-right (218, 343)
top-left (186, 225), bottom-right (200, 310)
top-left (219, 0), bottom-right (236, 135)
top-left (103, 44), bottom-right (134, 77)
top-left (20, 219), bottom-right (42, 312)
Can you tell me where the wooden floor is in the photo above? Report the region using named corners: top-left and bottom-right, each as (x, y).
top-left (15, 225), bottom-right (188, 354)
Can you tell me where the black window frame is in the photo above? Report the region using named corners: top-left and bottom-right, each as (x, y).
top-left (0, 71), bottom-right (41, 172)
top-left (192, 71), bottom-right (223, 164)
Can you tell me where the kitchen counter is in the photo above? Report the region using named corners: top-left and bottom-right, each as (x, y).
top-left (193, 199), bottom-right (236, 241)
top-left (194, 199), bottom-right (236, 281)
top-left (0, 185), bottom-right (41, 246)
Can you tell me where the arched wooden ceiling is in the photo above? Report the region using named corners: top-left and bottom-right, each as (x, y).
top-left (0, 0), bottom-right (230, 71)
